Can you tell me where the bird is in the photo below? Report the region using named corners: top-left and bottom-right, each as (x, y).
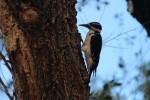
top-left (79, 22), bottom-right (102, 79)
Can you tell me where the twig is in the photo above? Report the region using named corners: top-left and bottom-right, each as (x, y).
top-left (104, 19), bottom-right (150, 44)
top-left (0, 51), bottom-right (11, 73)
top-left (103, 44), bottom-right (132, 49)
top-left (0, 78), bottom-right (13, 100)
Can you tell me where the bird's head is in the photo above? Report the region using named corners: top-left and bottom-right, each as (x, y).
top-left (79, 22), bottom-right (102, 33)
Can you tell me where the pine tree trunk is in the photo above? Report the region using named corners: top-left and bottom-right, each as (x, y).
top-left (0, 0), bottom-right (89, 99)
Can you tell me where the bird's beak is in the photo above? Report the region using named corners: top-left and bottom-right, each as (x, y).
top-left (79, 24), bottom-right (90, 28)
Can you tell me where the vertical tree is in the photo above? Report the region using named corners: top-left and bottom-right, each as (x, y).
top-left (127, 0), bottom-right (150, 37)
top-left (0, 0), bottom-right (89, 99)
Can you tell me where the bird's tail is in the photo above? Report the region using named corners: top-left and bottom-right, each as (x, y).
top-left (89, 65), bottom-right (97, 79)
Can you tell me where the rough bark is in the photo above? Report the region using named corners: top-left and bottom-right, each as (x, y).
top-left (0, 0), bottom-right (89, 100)
top-left (127, 0), bottom-right (150, 37)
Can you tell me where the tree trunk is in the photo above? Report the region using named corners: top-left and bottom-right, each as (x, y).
top-left (127, 0), bottom-right (150, 37)
top-left (0, 0), bottom-right (89, 99)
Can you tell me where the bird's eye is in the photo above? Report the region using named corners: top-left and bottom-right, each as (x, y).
top-left (92, 24), bottom-right (96, 27)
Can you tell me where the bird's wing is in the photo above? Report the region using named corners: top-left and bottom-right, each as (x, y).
top-left (90, 34), bottom-right (102, 77)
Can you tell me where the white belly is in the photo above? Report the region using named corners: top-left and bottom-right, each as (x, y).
top-left (82, 30), bottom-right (95, 56)
top-left (81, 30), bottom-right (95, 72)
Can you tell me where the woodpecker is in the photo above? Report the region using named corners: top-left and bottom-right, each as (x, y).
top-left (79, 22), bottom-right (102, 79)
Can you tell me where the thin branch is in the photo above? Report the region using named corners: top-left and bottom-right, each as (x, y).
top-left (0, 78), bottom-right (13, 100)
top-left (0, 52), bottom-right (11, 73)
top-left (0, 67), bottom-right (13, 91)
top-left (103, 44), bottom-right (132, 49)
top-left (103, 27), bottom-right (137, 44)
top-left (98, 1), bottom-right (106, 22)
top-left (104, 19), bottom-right (150, 44)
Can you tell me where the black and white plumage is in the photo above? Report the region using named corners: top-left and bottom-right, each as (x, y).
top-left (79, 22), bottom-right (102, 79)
